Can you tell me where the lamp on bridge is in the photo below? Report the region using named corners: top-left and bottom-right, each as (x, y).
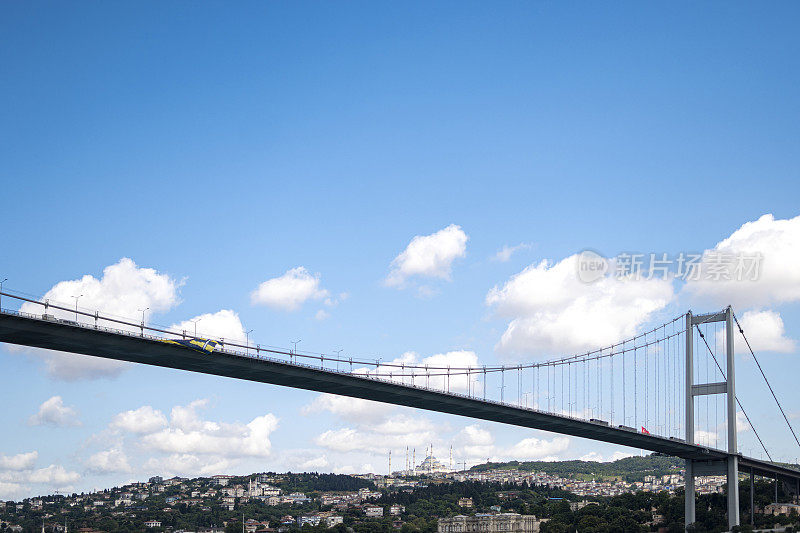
top-left (71, 294), bottom-right (83, 322)
top-left (138, 307), bottom-right (149, 336)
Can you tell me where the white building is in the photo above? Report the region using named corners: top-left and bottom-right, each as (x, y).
top-left (365, 506), bottom-right (384, 517)
top-left (325, 516), bottom-right (344, 527)
top-left (438, 514), bottom-right (545, 533)
top-left (297, 515), bottom-right (323, 527)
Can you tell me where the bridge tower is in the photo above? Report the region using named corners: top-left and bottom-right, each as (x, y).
top-left (685, 307), bottom-right (739, 530)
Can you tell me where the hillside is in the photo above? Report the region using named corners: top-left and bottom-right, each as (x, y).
top-left (468, 453), bottom-right (684, 482)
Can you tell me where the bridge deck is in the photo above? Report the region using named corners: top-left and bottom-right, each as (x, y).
top-left (1, 311), bottom-right (798, 482)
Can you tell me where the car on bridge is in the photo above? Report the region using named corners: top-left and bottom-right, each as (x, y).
top-left (161, 338), bottom-right (220, 354)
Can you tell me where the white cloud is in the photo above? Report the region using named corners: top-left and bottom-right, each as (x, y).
top-left (453, 424), bottom-right (571, 464)
top-left (505, 436), bottom-right (570, 460)
top-left (372, 415), bottom-right (436, 436)
top-left (457, 425), bottom-right (496, 459)
top-left (170, 309), bottom-right (246, 343)
top-left (251, 267), bottom-right (329, 311)
top-left (143, 454), bottom-right (235, 478)
top-left (18, 258), bottom-right (182, 380)
top-left (315, 309), bottom-right (330, 321)
top-left (110, 406), bottom-right (168, 434)
top-left (0, 481), bottom-right (26, 500)
top-left (313, 429), bottom-right (363, 453)
top-left (140, 399), bottom-right (278, 458)
top-left (732, 309), bottom-right (795, 353)
top-left (683, 214), bottom-right (800, 308)
top-left (579, 450), bottom-right (634, 462)
top-left (27, 465), bottom-right (80, 485)
top-left (28, 396), bottom-right (81, 427)
top-left (736, 411), bottom-right (751, 433)
top-left (354, 350), bottom-right (481, 394)
top-left (694, 430), bottom-right (719, 447)
top-left (493, 243), bottom-right (532, 263)
top-left (579, 451), bottom-right (602, 461)
top-left (0, 451), bottom-right (38, 471)
top-left (385, 225), bottom-right (468, 287)
top-left (315, 427), bottom-right (430, 454)
top-left (26, 352), bottom-right (130, 382)
top-left (85, 448), bottom-right (132, 474)
top-left (486, 254), bottom-right (674, 359)
top-left (0, 453), bottom-right (78, 497)
top-left (459, 425), bottom-right (493, 446)
top-left (299, 456), bottom-right (329, 470)
top-left (302, 394), bottom-right (393, 423)
top-left (315, 414), bottom-right (438, 454)
top-left (608, 451), bottom-right (635, 462)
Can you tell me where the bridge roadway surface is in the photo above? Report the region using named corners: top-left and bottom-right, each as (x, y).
top-left (1, 310), bottom-right (798, 484)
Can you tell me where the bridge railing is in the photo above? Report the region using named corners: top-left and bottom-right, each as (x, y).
top-left (0, 289), bottom-right (730, 452)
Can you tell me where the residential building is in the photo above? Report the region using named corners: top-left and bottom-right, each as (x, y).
top-left (297, 515), bottom-right (323, 527)
top-left (568, 500), bottom-right (597, 512)
top-left (285, 492), bottom-right (311, 504)
top-left (458, 498), bottom-right (473, 508)
top-left (365, 506), bottom-right (384, 517)
top-left (390, 504), bottom-right (405, 515)
top-left (438, 513), bottom-right (546, 533)
top-left (144, 520), bottom-right (161, 528)
top-left (325, 516), bottom-right (344, 527)
top-left (213, 475), bottom-right (234, 486)
top-left (764, 503), bottom-right (800, 516)
top-left (245, 519), bottom-right (271, 532)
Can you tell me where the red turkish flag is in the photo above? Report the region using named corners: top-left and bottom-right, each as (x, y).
top-left (641, 426), bottom-right (650, 435)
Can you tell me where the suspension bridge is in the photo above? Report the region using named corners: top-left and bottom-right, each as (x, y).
top-left (0, 289), bottom-right (799, 530)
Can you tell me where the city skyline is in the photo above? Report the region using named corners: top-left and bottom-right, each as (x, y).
top-left (2, 2), bottom-right (800, 503)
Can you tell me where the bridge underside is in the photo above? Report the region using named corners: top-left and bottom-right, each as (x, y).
top-left (1, 312), bottom-right (799, 485)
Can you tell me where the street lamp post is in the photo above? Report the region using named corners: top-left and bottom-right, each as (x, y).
top-left (245, 329), bottom-right (253, 355)
top-left (138, 307), bottom-right (149, 336)
top-left (190, 318), bottom-right (201, 338)
top-left (291, 339), bottom-right (301, 364)
top-left (71, 294), bottom-right (83, 321)
top-left (334, 348), bottom-right (343, 372)
top-left (0, 278), bottom-right (7, 309)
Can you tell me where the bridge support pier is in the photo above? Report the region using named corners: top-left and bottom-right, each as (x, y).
top-left (750, 468), bottom-right (755, 525)
top-left (685, 460), bottom-right (695, 526)
top-left (728, 456), bottom-right (740, 529)
top-left (775, 476), bottom-right (779, 503)
top-left (685, 309), bottom-right (740, 530)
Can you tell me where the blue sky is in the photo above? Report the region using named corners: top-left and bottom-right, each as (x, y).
top-left (1, 2), bottom-right (800, 499)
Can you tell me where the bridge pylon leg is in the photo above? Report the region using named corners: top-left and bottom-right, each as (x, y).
top-left (685, 313), bottom-right (695, 531)
top-left (750, 468), bottom-right (755, 525)
top-left (684, 308), bottom-right (741, 530)
top-left (685, 460), bottom-right (695, 528)
top-left (727, 456), bottom-right (740, 529)
top-left (725, 308), bottom-right (740, 529)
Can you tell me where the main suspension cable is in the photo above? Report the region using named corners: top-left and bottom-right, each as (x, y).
top-left (733, 311), bottom-right (800, 451)
top-left (695, 323), bottom-right (772, 461)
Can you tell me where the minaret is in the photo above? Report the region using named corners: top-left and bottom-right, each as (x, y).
top-left (450, 445), bottom-right (453, 470)
top-left (388, 450), bottom-right (392, 476)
